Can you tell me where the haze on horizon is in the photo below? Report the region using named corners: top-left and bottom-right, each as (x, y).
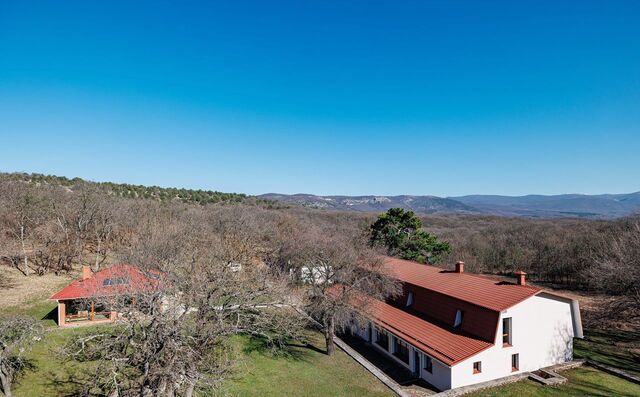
top-left (1, 1), bottom-right (639, 197)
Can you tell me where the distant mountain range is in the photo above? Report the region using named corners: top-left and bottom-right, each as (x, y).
top-left (258, 192), bottom-right (640, 219)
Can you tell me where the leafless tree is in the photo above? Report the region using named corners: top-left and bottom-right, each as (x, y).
top-left (0, 183), bottom-right (48, 276)
top-left (281, 224), bottom-right (400, 355)
top-left (590, 216), bottom-right (640, 320)
top-left (0, 316), bottom-right (44, 397)
top-left (63, 206), bottom-right (306, 397)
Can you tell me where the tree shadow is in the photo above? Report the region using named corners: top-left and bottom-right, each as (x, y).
top-left (42, 306), bottom-right (58, 323)
top-left (242, 335), bottom-right (320, 362)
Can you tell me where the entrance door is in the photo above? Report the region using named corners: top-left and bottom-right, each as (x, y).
top-left (368, 323), bottom-right (373, 342)
top-left (413, 350), bottom-right (421, 376)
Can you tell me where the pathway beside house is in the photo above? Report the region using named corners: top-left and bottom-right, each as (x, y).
top-left (339, 333), bottom-right (438, 397)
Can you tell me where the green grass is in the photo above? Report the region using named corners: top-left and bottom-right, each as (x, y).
top-left (7, 290), bottom-right (638, 397)
top-left (466, 366), bottom-right (640, 397)
top-left (10, 323), bottom-right (394, 397)
top-left (3, 300), bottom-right (59, 328)
top-left (575, 329), bottom-right (640, 377)
top-left (13, 328), bottom-right (97, 397)
top-left (217, 333), bottom-right (394, 397)
top-left (5, 284), bottom-right (394, 397)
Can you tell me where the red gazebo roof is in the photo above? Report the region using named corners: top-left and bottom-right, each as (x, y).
top-left (50, 264), bottom-right (162, 301)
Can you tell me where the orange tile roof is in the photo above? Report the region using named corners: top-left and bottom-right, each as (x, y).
top-left (50, 264), bottom-right (162, 301)
top-left (383, 257), bottom-right (540, 311)
top-left (369, 298), bottom-right (492, 366)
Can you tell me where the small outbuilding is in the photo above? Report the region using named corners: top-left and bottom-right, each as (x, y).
top-left (49, 264), bottom-right (161, 327)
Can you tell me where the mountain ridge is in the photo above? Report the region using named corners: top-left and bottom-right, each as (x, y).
top-left (259, 191), bottom-right (640, 219)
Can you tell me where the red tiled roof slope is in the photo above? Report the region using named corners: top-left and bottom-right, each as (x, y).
top-left (50, 264), bottom-right (161, 301)
top-left (383, 257), bottom-right (540, 311)
top-left (369, 298), bottom-right (492, 365)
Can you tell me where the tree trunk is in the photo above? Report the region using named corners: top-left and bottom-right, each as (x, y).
top-left (325, 315), bottom-right (335, 356)
top-left (184, 382), bottom-right (195, 397)
top-left (20, 225), bottom-right (29, 276)
top-left (0, 370), bottom-right (12, 397)
top-left (94, 237), bottom-right (102, 272)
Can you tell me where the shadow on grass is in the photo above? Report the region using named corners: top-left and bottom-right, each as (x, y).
top-left (575, 329), bottom-right (640, 376)
top-left (41, 367), bottom-right (91, 397)
top-left (241, 335), bottom-right (324, 362)
top-left (42, 306), bottom-right (58, 323)
top-left (564, 367), bottom-right (640, 397)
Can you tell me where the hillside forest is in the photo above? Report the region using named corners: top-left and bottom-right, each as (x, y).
top-left (0, 171), bottom-right (638, 328)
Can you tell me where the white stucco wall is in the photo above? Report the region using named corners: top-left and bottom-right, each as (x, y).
top-left (353, 293), bottom-right (576, 391)
top-left (418, 351), bottom-right (452, 391)
top-left (450, 294), bottom-right (575, 389)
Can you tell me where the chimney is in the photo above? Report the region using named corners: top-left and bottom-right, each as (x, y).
top-left (455, 261), bottom-right (465, 273)
top-left (515, 271), bottom-right (526, 286)
top-left (82, 265), bottom-right (92, 280)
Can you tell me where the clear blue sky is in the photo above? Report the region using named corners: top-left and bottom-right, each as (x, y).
top-left (1, 1), bottom-right (638, 196)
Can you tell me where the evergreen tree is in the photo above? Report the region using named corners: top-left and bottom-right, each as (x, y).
top-left (369, 208), bottom-right (451, 264)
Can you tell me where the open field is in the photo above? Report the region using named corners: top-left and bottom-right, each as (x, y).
top-left (0, 266), bottom-right (77, 309)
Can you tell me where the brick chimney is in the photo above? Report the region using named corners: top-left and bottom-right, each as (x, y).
top-left (82, 265), bottom-right (92, 280)
top-left (455, 261), bottom-right (465, 273)
top-left (515, 271), bottom-right (526, 286)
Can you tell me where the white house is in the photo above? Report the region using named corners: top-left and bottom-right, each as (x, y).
top-left (350, 257), bottom-right (583, 391)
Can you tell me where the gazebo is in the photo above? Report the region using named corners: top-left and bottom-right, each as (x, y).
top-left (49, 264), bottom-right (161, 327)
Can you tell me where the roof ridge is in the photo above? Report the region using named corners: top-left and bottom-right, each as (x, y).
top-left (382, 256), bottom-right (541, 311)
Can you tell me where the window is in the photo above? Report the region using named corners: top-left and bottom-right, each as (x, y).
top-left (424, 355), bottom-right (433, 373)
top-left (454, 309), bottom-right (464, 329)
top-left (473, 361), bottom-right (482, 374)
top-left (375, 327), bottom-right (389, 350)
top-left (393, 338), bottom-right (410, 364)
top-left (406, 291), bottom-right (414, 307)
top-left (502, 317), bottom-right (512, 346)
top-left (103, 277), bottom-right (129, 286)
top-left (511, 353), bottom-right (519, 372)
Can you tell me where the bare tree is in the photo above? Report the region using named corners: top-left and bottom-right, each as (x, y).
top-left (92, 195), bottom-right (117, 271)
top-left (0, 316), bottom-right (44, 397)
top-left (590, 216), bottom-right (640, 321)
top-left (281, 225), bottom-right (400, 355)
top-left (0, 183), bottom-right (48, 276)
top-left (63, 205), bottom-right (306, 397)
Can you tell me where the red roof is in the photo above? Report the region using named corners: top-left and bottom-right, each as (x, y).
top-left (383, 257), bottom-right (540, 311)
top-left (50, 264), bottom-right (162, 301)
top-left (369, 298), bottom-right (492, 366)
top-left (350, 257), bottom-right (545, 366)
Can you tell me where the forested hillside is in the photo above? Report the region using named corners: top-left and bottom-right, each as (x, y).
top-left (1, 173), bottom-right (637, 327)
top-left (2, 172), bottom-right (248, 205)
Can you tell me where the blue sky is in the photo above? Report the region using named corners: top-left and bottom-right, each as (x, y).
top-left (1, 1), bottom-right (638, 196)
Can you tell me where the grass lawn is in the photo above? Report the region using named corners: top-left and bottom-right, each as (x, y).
top-left (13, 327), bottom-right (98, 397)
top-left (3, 268), bottom-right (636, 397)
top-left (465, 366), bottom-right (640, 397)
top-left (3, 299), bottom-right (59, 327)
top-left (10, 318), bottom-right (394, 397)
top-left (12, 328), bottom-right (394, 397)
top-left (575, 329), bottom-right (640, 377)
top-left (217, 332), bottom-right (394, 397)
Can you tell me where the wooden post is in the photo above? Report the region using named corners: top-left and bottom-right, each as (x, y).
top-left (91, 302), bottom-right (95, 321)
top-left (58, 300), bottom-right (66, 326)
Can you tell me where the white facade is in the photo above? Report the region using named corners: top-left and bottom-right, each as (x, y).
top-left (449, 293), bottom-right (577, 388)
top-left (355, 292), bottom-right (581, 391)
